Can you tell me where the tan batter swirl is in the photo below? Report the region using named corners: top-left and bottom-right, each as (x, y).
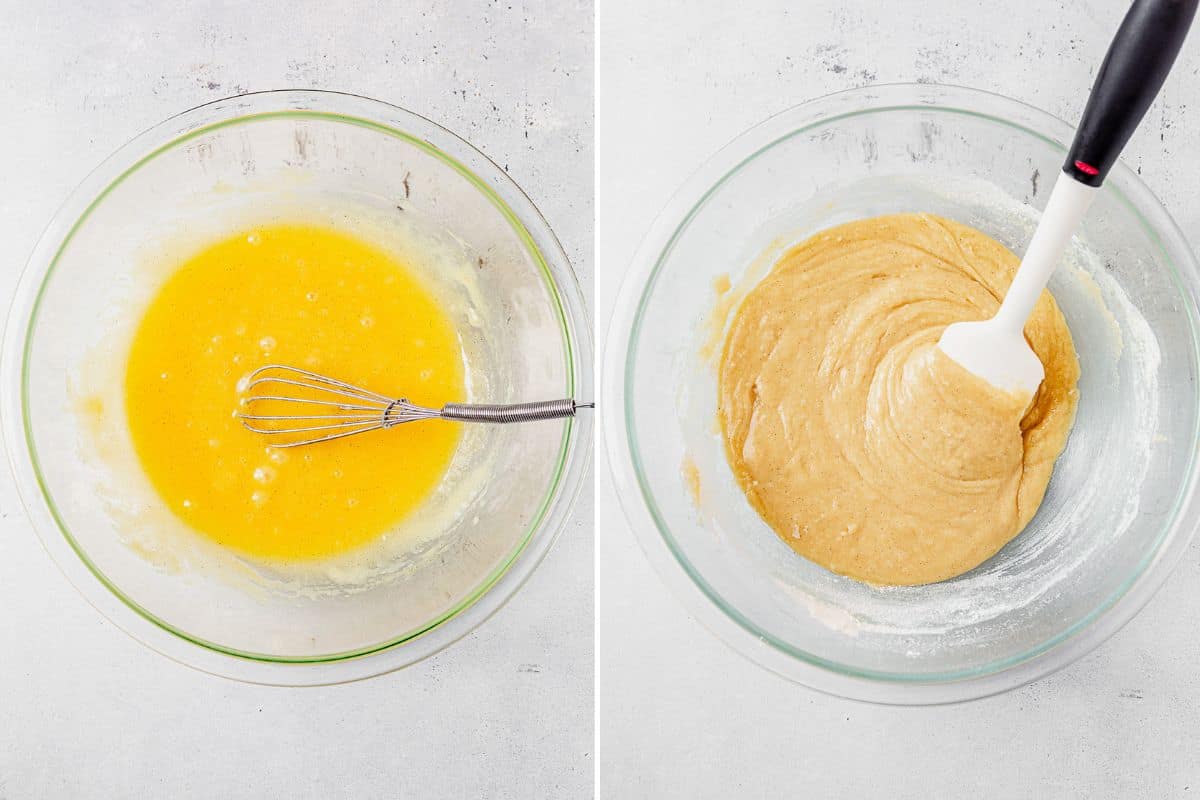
top-left (719, 214), bottom-right (1079, 585)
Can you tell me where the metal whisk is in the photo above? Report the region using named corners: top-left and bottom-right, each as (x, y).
top-left (238, 365), bottom-right (592, 448)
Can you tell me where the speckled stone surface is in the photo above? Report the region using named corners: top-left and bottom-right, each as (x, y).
top-left (597, 0), bottom-right (1200, 797)
top-left (0, 3), bottom-right (592, 798)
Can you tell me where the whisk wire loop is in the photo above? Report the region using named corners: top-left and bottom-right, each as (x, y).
top-left (236, 364), bottom-right (587, 448)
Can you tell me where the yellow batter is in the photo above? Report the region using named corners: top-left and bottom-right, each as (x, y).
top-left (125, 224), bottom-right (464, 561)
top-left (719, 214), bottom-right (1079, 586)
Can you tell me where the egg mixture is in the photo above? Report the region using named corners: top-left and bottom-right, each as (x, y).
top-left (125, 224), bottom-right (464, 561)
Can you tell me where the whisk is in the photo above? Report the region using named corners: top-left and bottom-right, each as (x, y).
top-left (237, 364), bottom-right (593, 448)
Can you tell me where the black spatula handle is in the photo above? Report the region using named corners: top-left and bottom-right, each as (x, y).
top-left (1064, 0), bottom-right (1198, 186)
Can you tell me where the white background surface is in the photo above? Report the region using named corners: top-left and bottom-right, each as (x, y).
top-left (597, 0), bottom-right (1200, 797)
top-left (0, 2), bottom-right (592, 798)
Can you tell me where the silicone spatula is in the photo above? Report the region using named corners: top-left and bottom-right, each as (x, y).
top-left (938, 0), bottom-right (1198, 396)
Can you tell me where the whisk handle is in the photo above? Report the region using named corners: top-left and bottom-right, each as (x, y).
top-left (441, 399), bottom-right (590, 423)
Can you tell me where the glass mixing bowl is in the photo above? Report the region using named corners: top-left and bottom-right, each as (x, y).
top-left (3, 90), bottom-right (592, 684)
top-left (603, 83), bottom-right (1200, 704)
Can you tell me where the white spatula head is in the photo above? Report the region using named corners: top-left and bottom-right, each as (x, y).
top-left (938, 318), bottom-right (1044, 397)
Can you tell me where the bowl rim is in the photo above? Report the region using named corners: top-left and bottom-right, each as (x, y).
top-left (602, 81), bottom-right (1200, 704)
top-left (1, 89), bottom-right (594, 685)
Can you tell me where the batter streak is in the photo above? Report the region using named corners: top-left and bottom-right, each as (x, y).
top-left (719, 214), bottom-right (1079, 585)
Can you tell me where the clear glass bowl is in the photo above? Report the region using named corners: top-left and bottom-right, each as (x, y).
top-left (603, 83), bottom-right (1200, 703)
top-left (3, 90), bottom-right (592, 684)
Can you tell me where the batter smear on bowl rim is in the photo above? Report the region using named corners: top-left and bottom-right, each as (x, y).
top-left (718, 213), bottom-right (1079, 585)
top-left (125, 224), bottom-right (465, 561)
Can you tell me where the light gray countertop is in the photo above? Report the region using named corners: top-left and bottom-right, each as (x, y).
top-left (0, 2), bottom-right (593, 798)
top-left (596, 0), bottom-right (1200, 797)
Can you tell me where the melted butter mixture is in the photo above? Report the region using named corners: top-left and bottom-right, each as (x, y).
top-left (719, 214), bottom-right (1079, 585)
top-left (125, 224), bottom-right (464, 561)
